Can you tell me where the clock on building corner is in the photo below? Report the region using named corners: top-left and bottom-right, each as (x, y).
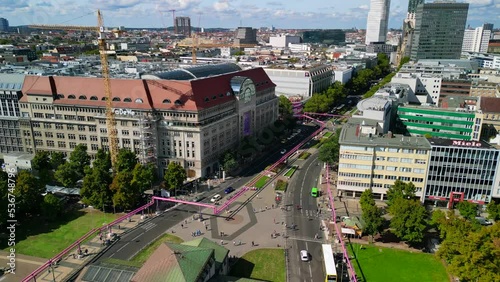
top-left (241, 79), bottom-right (256, 103)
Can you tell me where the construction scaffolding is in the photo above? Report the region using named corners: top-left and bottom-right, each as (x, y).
top-left (138, 114), bottom-right (158, 166)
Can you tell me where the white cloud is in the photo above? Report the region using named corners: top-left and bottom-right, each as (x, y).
top-left (465, 0), bottom-right (493, 5)
top-left (359, 5), bottom-right (369, 10)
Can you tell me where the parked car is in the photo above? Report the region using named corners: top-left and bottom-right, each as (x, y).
top-left (224, 187), bottom-right (235, 194)
top-left (210, 194), bottom-right (222, 202)
top-left (475, 217), bottom-right (492, 225)
top-left (300, 250), bottom-right (309, 262)
top-left (280, 149), bottom-right (287, 154)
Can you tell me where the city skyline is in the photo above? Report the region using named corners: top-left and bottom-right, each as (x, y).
top-left (0, 0), bottom-right (498, 30)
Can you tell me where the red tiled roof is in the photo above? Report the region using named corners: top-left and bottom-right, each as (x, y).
top-left (480, 97), bottom-right (500, 113)
top-left (19, 67), bottom-right (275, 111)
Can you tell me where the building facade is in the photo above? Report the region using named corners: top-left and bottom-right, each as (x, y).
top-left (410, 2), bottom-right (469, 60)
top-left (365, 0), bottom-right (391, 44)
top-left (397, 105), bottom-right (483, 141)
top-left (337, 118), bottom-right (431, 200)
top-left (462, 26), bottom-right (491, 53)
top-left (269, 35), bottom-right (301, 48)
top-left (174, 17), bottom-right (191, 37)
top-left (0, 18), bottom-right (8, 32)
top-left (263, 65), bottom-right (333, 99)
top-left (234, 27), bottom-right (258, 45)
top-left (391, 72), bottom-right (442, 105)
top-left (425, 138), bottom-right (499, 205)
top-left (0, 74), bottom-right (25, 158)
top-left (18, 64), bottom-right (278, 178)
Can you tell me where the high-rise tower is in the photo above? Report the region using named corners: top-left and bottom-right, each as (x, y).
top-left (365, 0), bottom-right (391, 44)
top-left (174, 17), bottom-right (191, 37)
top-left (410, 1), bottom-right (469, 60)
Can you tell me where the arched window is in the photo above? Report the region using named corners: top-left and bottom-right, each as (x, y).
top-left (204, 97), bottom-right (210, 102)
top-left (123, 98), bottom-right (132, 102)
top-left (135, 98), bottom-right (143, 103)
top-left (57, 94), bottom-right (64, 99)
top-left (90, 96), bottom-right (98, 100)
top-left (162, 99), bottom-right (171, 104)
top-left (79, 95), bottom-right (87, 100)
top-left (212, 95), bottom-right (217, 100)
top-left (174, 100), bottom-right (182, 105)
top-left (112, 97), bottom-right (121, 102)
top-left (102, 97), bottom-right (107, 101)
top-left (68, 95), bottom-right (76, 99)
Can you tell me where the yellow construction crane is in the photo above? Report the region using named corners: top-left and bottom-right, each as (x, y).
top-left (29, 10), bottom-right (119, 168)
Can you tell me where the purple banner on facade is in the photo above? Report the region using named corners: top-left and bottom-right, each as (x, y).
top-left (243, 111), bottom-right (251, 136)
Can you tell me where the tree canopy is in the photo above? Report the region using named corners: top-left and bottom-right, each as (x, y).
top-left (163, 162), bottom-right (187, 193)
top-left (386, 180), bottom-right (416, 207)
top-left (318, 128), bottom-right (341, 163)
top-left (14, 170), bottom-right (46, 216)
top-left (486, 201), bottom-right (500, 221)
top-left (278, 95), bottom-right (293, 119)
top-left (389, 198), bottom-right (428, 245)
top-left (115, 148), bottom-right (138, 173)
top-left (457, 201), bottom-right (478, 221)
top-left (360, 189), bottom-right (383, 242)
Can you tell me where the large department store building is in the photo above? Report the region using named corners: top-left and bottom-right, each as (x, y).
top-left (18, 64), bottom-right (278, 178)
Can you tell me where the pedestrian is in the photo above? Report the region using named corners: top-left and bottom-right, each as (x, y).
top-left (205, 225), bottom-right (208, 230)
top-left (220, 240), bottom-right (224, 245)
top-left (233, 241), bottom-right (236, 246)
top-left (185, 219), bottom-right (187, 224)
top-left (251, 241), bottom-right (255, 246)
top-left (118, 225), bottom-right (121, 230)
top-left (272, 204), bottom-right (274, 209)
top-left (266, 205), bottom-right (268, 210)
top-left (181, 224), bottom-right (184, 229)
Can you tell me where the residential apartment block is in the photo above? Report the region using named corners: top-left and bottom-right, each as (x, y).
top-left (337, 118), bottom-right (431, 200)
top-left (17, 64), bottom-right (278, 178)
top-left (397, 105), bottom-right (483, 141)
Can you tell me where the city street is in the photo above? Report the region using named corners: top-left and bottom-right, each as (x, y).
top-left (285, 150), bottom-right (326, 282)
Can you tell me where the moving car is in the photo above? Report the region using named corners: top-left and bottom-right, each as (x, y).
top-left (280, 149), bottom-right (287, 154)
top-left (210, 194), bottom-right (222, 202)
top-left (300, 250), bottom-right (309, 262)
top-left (224, 187), bottom-right (235, 194)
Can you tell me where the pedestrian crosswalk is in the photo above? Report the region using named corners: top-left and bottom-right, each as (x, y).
top-left (302, 209), bottom-right (324, 217)
top-left (141, 222), bottom-right (156, 232)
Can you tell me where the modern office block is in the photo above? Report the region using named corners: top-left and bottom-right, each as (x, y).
top-left (410, 2), bottom-right (469, 60)
top-left (365, 0), bottom-right (391, 44)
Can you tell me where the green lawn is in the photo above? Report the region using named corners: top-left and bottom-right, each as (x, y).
top-left (9, 210), bottom-right (119, 258)
top-left (131, 233), bottom-right (184, 265)
top-left (284, 166), bottom-right (297, 177)
top-left (230, 248), bottom-right (285, 282)
top-left (323, 132), bottom-right (333, 138)
top-left (298, 152), bottom-right (311, 160)
top-left (254, 175), bottom-right (270, 189)
top-left (347, 243), bottom-right (448, 282)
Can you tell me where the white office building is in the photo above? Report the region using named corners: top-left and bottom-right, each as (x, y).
top-left (269, 35), bottom-right (302, 48)
top-left (365, 0), bottom-right (391, 44)
top-left (462, 26), bottom-right (491, 53)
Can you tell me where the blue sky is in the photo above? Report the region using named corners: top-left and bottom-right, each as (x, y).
top-left (1, 0), bottom-right (499, 29)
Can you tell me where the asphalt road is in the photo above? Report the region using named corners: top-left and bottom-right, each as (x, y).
top-left (286, 150), bottom-right (326, 282)
top-left (97, 124), bottom-right (320, 262)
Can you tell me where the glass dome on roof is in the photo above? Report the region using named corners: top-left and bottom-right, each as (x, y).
top-left (142, 63), bottom-right (242, 80)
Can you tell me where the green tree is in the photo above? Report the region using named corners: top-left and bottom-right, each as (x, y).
top-left (50, 152), bottom-right (66, 169)
top-left (386, 180), bottom-right (416, 208)
top-left (80, 165), bottom-right (113, 210)
top-left (220, 151), bottom-right (238, 172)
top-left (132, 163), bottom-right (156, 192)
top-left (486, 201), bottom-right (500, 221)
top-left (303, 94), bottom-right (332, 113)
top-left (390, 198), bottom-right (428, 245)
top-left (110, 171), bottom-right (143, 210)
top-left (278, 95), bottom-right (293, 119)
top-left (54, 162), bottom-right (80, 187)
top-left (32, 151), bottom-right (51, 171)
top-left (457, 201), bottom-right (478, 220)
top-left (115, 148), bottom-right (138, 173)
top-left (41, 193), bottom-right (63, 220)
top-left (318, 129), bottom-right (341, 163)
top-left (436, 214), bottom-right (500, 282)
top-left (360, 189), bottom-right (384, 243)
top-left (13, 171), bottom-right (45, 216)
top-left (93, 149), bottom-right (112, 172)
top-left (163, 162), bottom-right (187, 194)
top-left (68, 144), bottom-right (90, 178)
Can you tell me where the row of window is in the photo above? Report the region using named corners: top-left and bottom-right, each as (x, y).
top-left (343, 145), bottom-right (428, 154)
top-left (61, 94), bottom-right (144, 104)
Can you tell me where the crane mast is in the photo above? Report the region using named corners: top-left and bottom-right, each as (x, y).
top-left (97, 10), bottom-right (119, 168)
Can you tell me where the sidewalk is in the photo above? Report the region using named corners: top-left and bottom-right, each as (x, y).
top-left (4, 212), bottom-right (158, 282)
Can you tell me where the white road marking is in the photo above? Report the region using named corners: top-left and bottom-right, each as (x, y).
top-left (300, 157), bottom-right (318, 208)
top-left (113, 242), bottom-right (130, 254)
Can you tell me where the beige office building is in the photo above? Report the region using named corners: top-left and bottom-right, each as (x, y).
top-left (18, 64), bottom-right (278, 178)
top-left (337, 118), bottom-right (431, 200)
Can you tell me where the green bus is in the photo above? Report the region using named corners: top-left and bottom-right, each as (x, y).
top-left (311, 187), bottom-right (319, 197)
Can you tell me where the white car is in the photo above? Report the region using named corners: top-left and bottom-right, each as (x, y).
top-left (300, 250), bottom-right (309, 262)
top-left (280, 149), bottom-right (287, 154)
top-left (210, 194), bottom-right (222, 202)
